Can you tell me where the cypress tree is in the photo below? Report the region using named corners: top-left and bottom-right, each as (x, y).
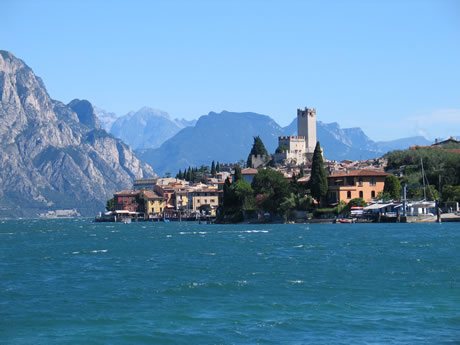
top-left (383, 175), bottom-right (402, 200)
top-left (187, 167), bottom-right (192, 182)
top-left (309, 141), bottom-right (328, 205)
top-left (216, 161), bottom-right (220, 173)
top-left (234, 165), bottom-right (242, 183)
top-left (247, 136), bottom-right (269, 168)
top-left (211, 161), bottom-right (216, 177)
top-left (177, 169), bottom-right (182, 179)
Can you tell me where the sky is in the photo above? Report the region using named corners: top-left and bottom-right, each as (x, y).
top-left (2, 0), bottom-right (460, 141)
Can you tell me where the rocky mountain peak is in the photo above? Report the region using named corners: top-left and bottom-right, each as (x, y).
top-left (0, 51), bottom-right (155, 218)
top-left (68, 99), bottom-right (101, 129)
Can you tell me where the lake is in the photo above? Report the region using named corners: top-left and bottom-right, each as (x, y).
top-left (1, 219), bottom-right (458, 344)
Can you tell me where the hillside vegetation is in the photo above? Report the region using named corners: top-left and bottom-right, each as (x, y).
top-left (385, 144), bottom-right (460, 201)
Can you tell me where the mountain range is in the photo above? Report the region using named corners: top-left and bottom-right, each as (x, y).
top-left (96, 107), bottom-right (196, 150)
top-left (132, 111), bottom-right (432, 176)
top-left (0, 51), bottom-right (154, 218)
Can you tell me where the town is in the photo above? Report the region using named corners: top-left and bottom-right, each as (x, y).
top-left (97, 107), bottom-right (460, 224)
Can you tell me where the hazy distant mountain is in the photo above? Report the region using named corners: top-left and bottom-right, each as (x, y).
top-left (138, 111), bottom-right (440, 176)
top-left (175, 118), bottom-right (197, 128)
top-left (0, 50), bottom-right (154, 218)
top-left (137, 111), bottom-right (284, 175)
top-left (106, 107), bottom-right (196, 150)
top-left (94, 106), bottom-right (118, 131)
top-left (284, 119), bottom-right (433, 159)
top-left (282, 119), bottom-right (381, 161)
top-left (375, 136), bottom-right (431, 152)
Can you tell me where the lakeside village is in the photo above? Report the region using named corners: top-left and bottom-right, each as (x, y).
top-left (97, 107), bottom-right (460, 224)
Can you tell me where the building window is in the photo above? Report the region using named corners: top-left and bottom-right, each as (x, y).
top-left (358, 178), bottom-right (363, 187)
top-left (347, 191), bottom-right (351, 199)
top-left (359, 191), bottom-right (363, 198)
top-left (371, 191), bottom-right (376, 198)
top-left (370, 178), bottom-right (376, 186)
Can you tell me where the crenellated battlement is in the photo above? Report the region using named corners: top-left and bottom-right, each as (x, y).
top-left (297, 107), bottom-right (316, 118)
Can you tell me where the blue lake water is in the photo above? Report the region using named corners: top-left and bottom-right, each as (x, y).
top-left (0, 219), bottom-right (459, 344)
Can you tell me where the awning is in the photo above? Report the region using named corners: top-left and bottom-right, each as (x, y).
top-left (364, 203), bottom-right (394, 210)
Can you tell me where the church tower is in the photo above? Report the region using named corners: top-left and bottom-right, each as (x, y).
top-left (297, 107), bottom-right (317, 154)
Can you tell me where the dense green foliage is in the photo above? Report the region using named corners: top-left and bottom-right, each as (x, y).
top-left (342, 198), bottom-right (367, 215)
top-left (385, 147), bottom-right (460, 192)
top-left (383, 175), bottom-right (402, 200)
top-left (275, 145), bottom-right (289, 154)
top-left (247, 136), bottom-right (269, 167)
top-left (309, 142), bottom-right (328, 204)
top-left (233, 166), bottom-right (242, 182)
top-left (442, 185), bottom-right (460, 202)
top-left (251, 168), bottom-right (290, 215)
top-left (106, 198), bottom-right (115, 211)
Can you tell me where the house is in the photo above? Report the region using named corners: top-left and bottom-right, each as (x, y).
top-left (142, 190), bottom-right (165, 216)
top-left (188, 188), bottom-right (221, 215)
top-left (114, 190), bottom-right (143, 212)
top-left (241, 168), bottom-right (258, 185)
top-left (133, 178), bottom-right (157, 190)
top-left (327, 170), bottom-right (390, 204)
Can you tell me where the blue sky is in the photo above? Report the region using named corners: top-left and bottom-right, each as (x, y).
top-left (2, 0), bottom-right (459, 141)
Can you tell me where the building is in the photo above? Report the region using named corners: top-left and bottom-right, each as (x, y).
top-left (133, 178), bottom-right (157, 190)
top-left (114, 190), bottom-right (143, 212)
top-left (327, 170), bottom-right (390, 204)
top-left (275, 107), bottom-right (317, 166)
top-left (188, 188), bottom-right (221, 215)
top-left (275, 136), bottom-right (308, 166)
top-left (241, 168), bottom-right (258, 185)
top-left (297, 107), bottom-right (317, 155)
top-left (142, 190), bottom-right (165, 216)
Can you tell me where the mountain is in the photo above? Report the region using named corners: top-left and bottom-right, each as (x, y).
top-left (108, 107), bottom-right (193, 150)
top-left (0, 50), bottom-right (154, 218)
top-left (138, 111), bottom-right (438, 176)
top-left (375, 136), bottom-right (431, 152)
top-left (137, 111), bottom-right (285, 175)
top-left (94, 106), bottom-right (118, 131)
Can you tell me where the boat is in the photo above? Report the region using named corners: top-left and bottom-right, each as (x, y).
top-left (337, 218), bottom-right (354, 224)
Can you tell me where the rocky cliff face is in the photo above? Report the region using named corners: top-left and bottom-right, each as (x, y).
top-left (0, 51), bottom-right (155, 217)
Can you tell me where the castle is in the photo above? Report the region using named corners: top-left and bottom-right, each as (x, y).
top-left (274, 107), bottom-right (317, 166)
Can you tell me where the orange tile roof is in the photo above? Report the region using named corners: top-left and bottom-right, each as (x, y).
top-left (241, 168), bottom-right (258, 175)
top-left (142, 190), bottom-right (163, 199)
top-left (328, 170), bottom-right (390, 178)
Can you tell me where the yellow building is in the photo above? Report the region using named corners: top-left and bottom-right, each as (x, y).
top-left (175, 190), bottom-right (189, 211)
top-left (327, 170), bottom-right (390, 204)
top-left (189, 188), bottom-right (221, 215)
top-left (142, 190), bottom-right (165, 215)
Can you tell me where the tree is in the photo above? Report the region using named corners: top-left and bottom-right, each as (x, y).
top-left (233, 165), bottom-right (242, 182)
top-left (216, 161), bottom-right (220, 173)
top-left (251, 168), bottom-right (290, 215)
top-left (211, 160), bottom-right (216, 177)
top-left (442, 185), bottom-right (460, 202)
top-left (247, 136), bottom-right (269, 167)
top-left (383, 175), bottom-right (402, 200)
top-left (309, 142), bottom-right (328, 205)
top-left (176, 169), bottom-right (183, 179)
top-left (106, 198), bottom-right (115, 211)
top-left (233, 179), bottom-right (255, 210)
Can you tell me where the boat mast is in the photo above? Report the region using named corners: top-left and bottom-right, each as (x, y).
top-left (420, 158), bottom-right (427, 200)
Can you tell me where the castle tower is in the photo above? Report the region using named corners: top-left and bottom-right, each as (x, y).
top-left (297, 107), bottom-right (316, 154)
